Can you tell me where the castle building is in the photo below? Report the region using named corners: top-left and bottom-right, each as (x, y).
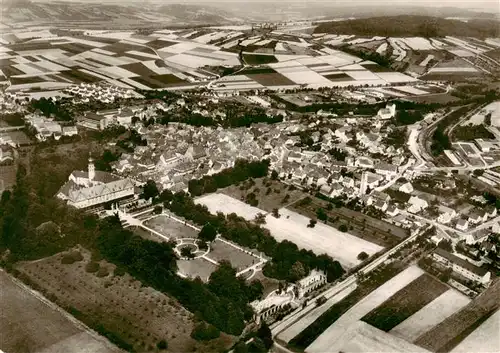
top-left (57, 157), bottom-right (135, 209)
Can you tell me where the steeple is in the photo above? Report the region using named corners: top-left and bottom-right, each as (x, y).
top-left (88, 154), bottom-right (95, 181)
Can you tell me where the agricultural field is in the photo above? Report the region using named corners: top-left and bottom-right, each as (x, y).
top-left (15, 248), bottom-right (234, 353)
top-left (463, 101), bottom-right (500, 126)
top-left (214, 49), bottom-right (419, 91)
top-left (414, 279), bottom-right (500, 353)
top-left (322, 321), bottom-right (431, 353)
top-left (0, 29), bottom-right (237, 93)
top-left (4, 27), bottom-right (494, 94)
top-left (311, 33), bottom-right (498, 81)
top-left (0, 270), bottom-right (120, 353)
top-left (390, 289), bottom-right (471, 343)
top-left (361, 274), bottom-right (449, 332)
top-left (403, 93), bottom-right (462, 104)
top-left (450, 309), bottom-right (500, 353)
top-left (305, 266), bottom-right (425, 353)
top-left (196, 193), bottom-right (383, 268)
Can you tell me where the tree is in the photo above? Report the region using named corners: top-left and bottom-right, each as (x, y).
top-left (338, 224), bottom-right (348, 232)
top-left (300, 196), bottom-right (312, 206)
top-left (197, 239), bottom-right (208, 251)
top-left (271, 170), bottom-right (279, 180)
top-left (153, 205), bottom-right (163, 214)
top-left (256, 322), bottom-right (273, 349)
top-left (199, 223), bottom-right (217, 242)
top-left (272, 208), bottom-right (280, 218)
top-left (307, 219), bottom-right (317, 228)
top-left (131, 116), bottom-right (140, 126)
top-left (438, 239), bottom-right (453, 252)
top-left (233, 342), bottom-right (249, 353)
top-left (316, 208), bottom-right (327, 222)
top-left (159, 189), bottom-right (173, 203)
top-left (485, 113), bottom-right (492, 126)
top-left (191, 322), bottom-right (220, 341)
top-left (181, 247), bottom-right (195, 259)
top-left (247, 337), bottom-right (267, 353)
top-left (156, 340), bottom-right (168, 350)
top-left (141, 180), bottom-right (159, 201)
top-left (85, 261), bottom-right (99, 273)
top-left (473, 169), bottom-right (484, 177)
top-left (254, 212), bottom-right (266, 225)
top-left (291, 261), bottom-right (306, 281)
top-left (357, 251), bottom-right (369, 261)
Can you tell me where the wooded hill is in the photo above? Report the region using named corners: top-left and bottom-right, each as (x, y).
top-left (314, 16), bottom-right (499, 39)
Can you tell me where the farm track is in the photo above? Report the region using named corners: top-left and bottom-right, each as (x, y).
top-left (414, 279), bottom-right (500, 353)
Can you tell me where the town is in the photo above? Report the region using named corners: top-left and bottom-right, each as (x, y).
top-left (0, 3), bottom-right (499, 353)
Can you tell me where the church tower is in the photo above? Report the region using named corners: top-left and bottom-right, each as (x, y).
top-left (88, 155), bottom-right (95, 182)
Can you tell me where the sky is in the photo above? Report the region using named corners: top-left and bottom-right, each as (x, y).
top-left (24, 0), bottom-right (500, 12)
top-left (159, 0), bottom-right (499, 11)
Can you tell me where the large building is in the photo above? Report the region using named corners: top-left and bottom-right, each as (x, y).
top-left (433, 248), bottom-right (491, 285)
top-left (57, 157), bottom-right (135, 209)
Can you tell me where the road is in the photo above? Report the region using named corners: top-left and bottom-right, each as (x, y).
top-left (375, 158), bottom-right (415, 192)
top-left (399, 210), bottom-right (500, 243)
top-left (270, 229), bottom-right (422, 338)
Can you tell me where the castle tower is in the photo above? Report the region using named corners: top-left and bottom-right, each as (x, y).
top-left (88, 155), bottom-right (95, 182)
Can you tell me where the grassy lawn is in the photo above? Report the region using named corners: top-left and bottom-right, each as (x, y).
top-left (143, 215), bottom-right (199, 239)
top-left (205, 240), bottom-right (260, 272)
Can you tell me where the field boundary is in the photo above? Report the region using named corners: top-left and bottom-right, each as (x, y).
top-left (1, 268), bottom-right (121, 353)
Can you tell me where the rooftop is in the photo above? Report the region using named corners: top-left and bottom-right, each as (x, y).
top-left (434, 248), bottom-right (489, 276)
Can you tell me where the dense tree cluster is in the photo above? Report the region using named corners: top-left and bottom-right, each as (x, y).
top-left (395, 110), bottom-right (424, 125)
top-left (430, 106), bottom-right (472, 156)
top-left (188, 159), bottom-right (270, 196)
top-left (116, 129), bottom-right (147, 153)
top-left (328, 148), bottom-right (347, 161)
top-left (452, 124), bottom-right (495, 142)
top-left (156, 105), bottom-right (283, 129)
top-left (93, 150), bottom-right (120, 172)
top-left (190, 322), bottom-right (220, 341)
top-left (384, 127), bottom-right (407, 148)
top-left (29, 97), bottom-right (73, 121)
top-left (314, 16), bottom-right (498, 39)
